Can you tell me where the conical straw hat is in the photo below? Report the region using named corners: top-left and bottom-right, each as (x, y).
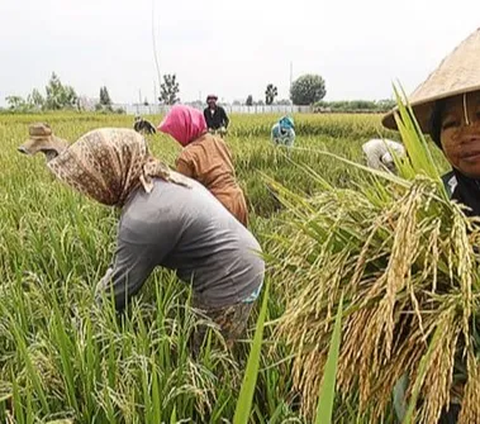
top-left (383, 28), bottom-right (480, 132)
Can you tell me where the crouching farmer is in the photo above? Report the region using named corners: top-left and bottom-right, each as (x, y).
top-left (362, 138), bottom-right (406, 172)
top-left (18, 123), bottom-right (68, 160)
top-left (19, 127), bottom-right (265, 351)
top-left (133, 115), bottom-right (157, 135)
top-left (271, 116), bottom-right (295, 148)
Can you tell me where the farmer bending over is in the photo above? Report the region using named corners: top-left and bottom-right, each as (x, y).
top-left (158, 105), bottom-right (249, 226)
top-left (133, 115), bottom-right (157, 135)
top-left (18, 123), bottom-right (68, 160)
top-left (362, 138), bottom-right (405, 172)
top-left (19, 128), bottom-right (264, 350)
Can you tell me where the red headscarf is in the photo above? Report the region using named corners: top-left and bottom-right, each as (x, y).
top-left (157, 105), bottom-right (207, 147)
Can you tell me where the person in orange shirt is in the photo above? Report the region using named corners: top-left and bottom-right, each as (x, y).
top-left (158, 105), bottom-right (248, 226)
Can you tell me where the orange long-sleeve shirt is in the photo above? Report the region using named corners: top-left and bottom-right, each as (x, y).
top-left (176, 134), bottom-right (248, 226)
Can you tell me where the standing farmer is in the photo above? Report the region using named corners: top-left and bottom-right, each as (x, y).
top-left (19, 128), bottom-right (264, 350)
top-left (158, 105), bottom-right (249, 227)
top-left (204, 94), bottom-right (230, 135)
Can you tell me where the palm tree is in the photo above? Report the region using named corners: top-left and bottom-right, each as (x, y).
top-left (265, 84), bottom-right (278, 105)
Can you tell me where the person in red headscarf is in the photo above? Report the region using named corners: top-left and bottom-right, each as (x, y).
top-left (158, 105), bottom-right (248, 226)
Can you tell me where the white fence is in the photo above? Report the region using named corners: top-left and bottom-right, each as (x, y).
top-left (114, 104), bottom-right (312, 116)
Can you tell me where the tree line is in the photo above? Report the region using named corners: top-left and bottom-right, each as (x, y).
top-left (5, 73), bottom-right (80, 113)
top-left (313, 99), bottom-right (397, 113)
top-left (3, 73), bottom-right (124, 114)
top-left (3, 71), bottom-right (393, 113)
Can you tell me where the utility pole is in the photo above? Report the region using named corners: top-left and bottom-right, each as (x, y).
top-left (139, 89), bottom-right (142, 105)
top-left (152, 0), bottom-right (161, 91)
top-left (289, 61), bottom-right (293, 91)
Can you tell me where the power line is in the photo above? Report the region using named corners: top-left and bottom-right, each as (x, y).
top-left (151, 0), bottom-right (161, 92)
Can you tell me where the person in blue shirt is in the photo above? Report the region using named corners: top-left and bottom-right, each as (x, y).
top-left (271, 116), bottom-right (295, 148)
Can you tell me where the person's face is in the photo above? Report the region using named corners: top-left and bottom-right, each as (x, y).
top-left (207, 99), bottom-right (217, 108)
top-left (440, 91), bottom-right (480, 178)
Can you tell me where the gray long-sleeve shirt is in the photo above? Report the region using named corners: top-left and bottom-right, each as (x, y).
top-left (97, 176), bottom-right (265, 310)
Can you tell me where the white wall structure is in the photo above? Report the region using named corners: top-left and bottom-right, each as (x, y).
top-left (115, 104), bottom-right (312, 115)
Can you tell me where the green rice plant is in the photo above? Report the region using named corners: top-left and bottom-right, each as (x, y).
top-left (233, 280), bottom-right (270, 424)
top-left (315, 294), bottom-right (344, 424)
top-left (0, 110), bottom-right (427, 423)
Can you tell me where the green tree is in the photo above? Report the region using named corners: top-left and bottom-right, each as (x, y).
top-left (159, 74), bottom-right (180, 105)
top-left (265, 84), bottom-right (278, 105)
top-left (246, 95), bottom-right (253, 106)
top-left (27, 89), bottom-right (45, 110)
top-left (62, 86), bottom-right (78, 109)
top-left (376, 99), bottom-right (396, 112)
top-left (99, 86), bottom-right (112, 107)
top-left (290, 74), bottom-right (326, 105)
top-left (5, 95), bottom-right (30, 112)
top-left (45, 73), bottom-right (78, 110)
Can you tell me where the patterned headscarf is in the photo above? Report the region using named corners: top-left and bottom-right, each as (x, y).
top-left (47, 128), bottom-right (188, 207)
top-left (157, 105), bottom-right (207, 147)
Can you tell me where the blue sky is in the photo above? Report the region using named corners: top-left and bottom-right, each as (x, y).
top-left (1, 0), bottom-right (479, 105)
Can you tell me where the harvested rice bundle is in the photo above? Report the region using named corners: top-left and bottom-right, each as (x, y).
top-left (273, 175), bottom-right (479, 422)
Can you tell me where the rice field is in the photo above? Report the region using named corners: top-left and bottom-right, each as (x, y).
top-left (0, 112), bottom-right (453, 423)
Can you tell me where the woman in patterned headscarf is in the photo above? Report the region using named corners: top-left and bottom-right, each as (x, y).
top-left (46, 128), bottom-right (187, 205)
top-left (35, 128), bottom-right (265, 351)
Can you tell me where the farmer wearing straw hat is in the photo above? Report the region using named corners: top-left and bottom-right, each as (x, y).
top-left (383, 29), bottom-right (480, 209)
top-left (18, 127), bottom-right (265, 351)
top-left (383, 28), bottom-right (480, 424)
top-left (18, 123), bottom-right (68, 161)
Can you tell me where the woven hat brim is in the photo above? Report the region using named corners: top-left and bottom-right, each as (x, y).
top-left (382, 28), bottom-right (480, 133)
top-left (382, 85), bottom-right (480, 133)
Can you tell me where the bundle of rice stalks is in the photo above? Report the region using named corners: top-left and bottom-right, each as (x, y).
top-left (269, 94), bottom-right (480, 423)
